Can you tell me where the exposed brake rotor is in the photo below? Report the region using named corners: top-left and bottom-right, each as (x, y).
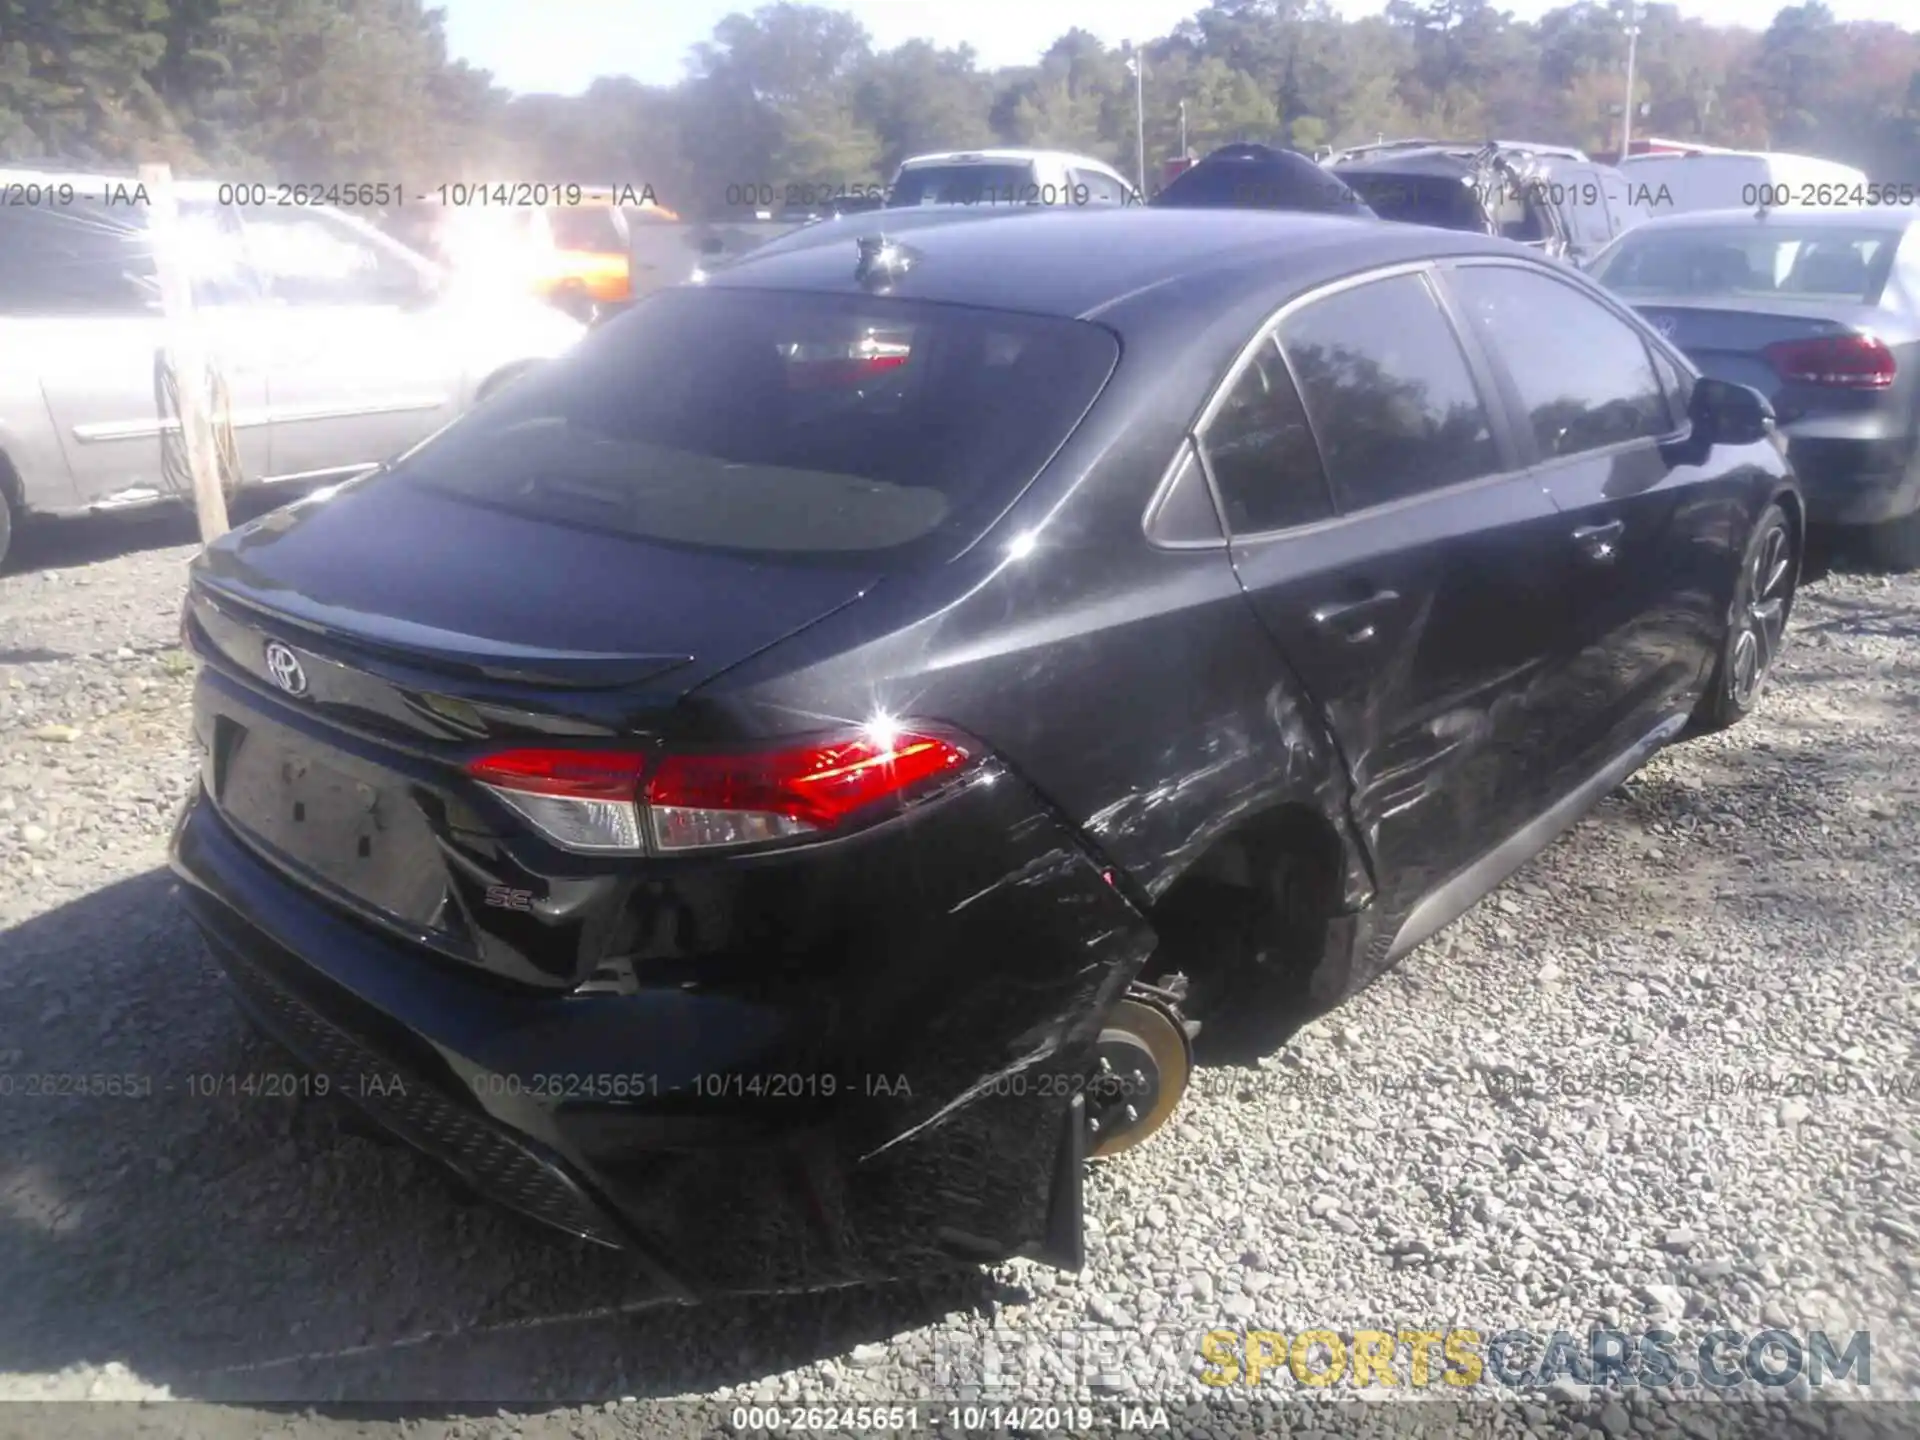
top-left (1086, 988), bottom-right (1194, 1159)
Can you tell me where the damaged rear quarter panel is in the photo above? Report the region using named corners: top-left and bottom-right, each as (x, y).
top-left (694, 495), bottom-right (1372, 1019)
top-left (580, 761), bottom-right (1156, 1288)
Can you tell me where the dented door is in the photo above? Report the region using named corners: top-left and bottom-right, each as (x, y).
top-left (1222, 269), bottom-right (1570, 913)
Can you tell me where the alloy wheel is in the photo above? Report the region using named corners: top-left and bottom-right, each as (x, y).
top-left (1729, 520), bottom-right (1793, 709)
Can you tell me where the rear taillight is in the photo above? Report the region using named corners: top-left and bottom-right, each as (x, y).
top-left (1762, 334), bottom-right (1897, 390)
top-left (466, 726), bottom-right (972, 855)
top-left (468, 749), bottom-right (652, 852)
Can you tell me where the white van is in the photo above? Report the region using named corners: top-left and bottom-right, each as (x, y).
top-left (1617, 149), bottom-right (1871, 218)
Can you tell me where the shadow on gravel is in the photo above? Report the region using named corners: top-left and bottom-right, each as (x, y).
top-left (5, 490), bottom-right (305, 579)
top-left (7, 510), bottom-right (202, 577)
top-left (0, 869), bottom-right (998, 1412)
top-left (1793, 592), bottom-right (1920, 645)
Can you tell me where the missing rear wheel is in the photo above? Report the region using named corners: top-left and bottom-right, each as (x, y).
top-left (1086, 994), bottom-right (1192, 1158)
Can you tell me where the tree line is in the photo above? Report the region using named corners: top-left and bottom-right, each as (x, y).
top-left (3, 0), bottom-right (1916, 217)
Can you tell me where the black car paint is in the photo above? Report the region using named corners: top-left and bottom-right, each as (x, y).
top-left (169, 207), bottom-right (1796, 1295)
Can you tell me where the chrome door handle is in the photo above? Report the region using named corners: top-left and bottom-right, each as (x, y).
top-left (1573, 520), bottom-right (1625, 562)
top-left (1310, 589), bottom-right (1401, 643)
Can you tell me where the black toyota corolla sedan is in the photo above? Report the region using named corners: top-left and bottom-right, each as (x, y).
top-left (170, 206), bottom-right (1800, 1297)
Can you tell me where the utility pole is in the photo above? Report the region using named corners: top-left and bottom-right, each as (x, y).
top-left (1620, 0), bottom-right (1641, 157)
top-left (1179, 99), bottom-right (1188, 158)
top-left (1125, 44), bottom-right (1146, 195)
top-left (141, 163), bottom-right (229, 543)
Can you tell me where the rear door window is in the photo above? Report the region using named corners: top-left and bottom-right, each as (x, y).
top-left (1276, 271), bottom-right (1501, 511)
top-left (1197, 336), bottom-right (1333, 534)
top-left (394, 286), bottom-right (1120, 566)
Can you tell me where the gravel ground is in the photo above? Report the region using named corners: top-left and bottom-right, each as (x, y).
top-left (0, 513), bottom-right (1916, 1439)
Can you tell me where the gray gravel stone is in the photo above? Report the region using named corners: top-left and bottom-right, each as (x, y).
top-left (1, 532), bottom-right (1916, 1436)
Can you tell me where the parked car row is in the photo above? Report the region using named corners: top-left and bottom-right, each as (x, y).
top-left (0, 146), bottom-right (1897, 1296)
top-left (1590, 205), bottom-right (1920, 567)
top-left (717, 139), bottom-right (1920, 571)
top-left (0, 165), bottom-right (585, 568)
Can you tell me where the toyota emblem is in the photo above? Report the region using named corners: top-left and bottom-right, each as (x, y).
top-left (264, 641), bottom-right (309, 697)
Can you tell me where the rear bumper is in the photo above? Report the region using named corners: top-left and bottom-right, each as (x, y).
top-left (1785, 433), bottom-right (1920, 526)
top-left (169, 781), bottom-right (1147, 1295)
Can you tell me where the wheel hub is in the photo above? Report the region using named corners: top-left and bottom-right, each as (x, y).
top-left (1086, 994), bottom-right (1192, 1158)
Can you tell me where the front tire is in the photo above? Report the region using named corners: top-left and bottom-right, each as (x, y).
top-left (1691, 500), bottom-right (1797, 734)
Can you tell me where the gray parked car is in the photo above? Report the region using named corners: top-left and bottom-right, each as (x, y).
top-left (0, 167), bottom-right (585, 567)
top-left (1589, 206), bottom-right (1920, 568)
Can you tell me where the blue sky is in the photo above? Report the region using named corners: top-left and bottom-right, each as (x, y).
top-left (440, 0), bottom-right (1917, 96)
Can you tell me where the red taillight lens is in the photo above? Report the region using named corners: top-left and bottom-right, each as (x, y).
top-left (467, 749), bottom-right (650, 800)
top-left (645, 731), bottom-right (969, 850)
top-left (1762, 334), bottom-right (1897, 390)
top-left (465, 729), bottom-right (971, 855)
top-left (785, 340), bottom-right (912, 391)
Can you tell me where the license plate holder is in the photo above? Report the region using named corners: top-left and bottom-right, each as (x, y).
top-left (218, 732), bottom-right (447, 929)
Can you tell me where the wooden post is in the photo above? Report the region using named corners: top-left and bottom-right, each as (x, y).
top-left (139, 162), bottom-right (230, 542)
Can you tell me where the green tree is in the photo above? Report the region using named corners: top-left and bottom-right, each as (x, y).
top-left (684, 2), bottom-right (884, 206)
top-left (852, 39), bottom-right (993, 175)
top-left (0, 0), bottom-right (172, 160)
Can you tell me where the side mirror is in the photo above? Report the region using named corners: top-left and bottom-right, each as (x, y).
top-left (1689, 376), bottom-right (1774, 447)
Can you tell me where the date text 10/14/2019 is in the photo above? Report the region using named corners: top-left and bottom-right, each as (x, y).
top-left (727, 1404), bottom-right (1172, 1434)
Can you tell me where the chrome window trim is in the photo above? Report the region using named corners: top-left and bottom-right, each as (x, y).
top-left (1193, 260), bottom-right (1520, 542)
top-left (1141, 437), bottom-right (1229, 550)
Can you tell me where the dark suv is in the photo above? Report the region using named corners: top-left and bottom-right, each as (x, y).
top-left (1151, 142), bottom-right (1375, 216)
top-left (170, 207), bottom-right (1800, 1296)
top-left (1328, 141), bottom-right (1651, 264)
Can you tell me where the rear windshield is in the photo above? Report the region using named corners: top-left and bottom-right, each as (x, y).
top-left (1153, 157), bottom-right (1370, 214)
top-left (547, 207), bottom-right (625, 251)
top-left (394, 286), bottom-right (1120, 566)
top-left (1590, 224), bottom-right (1900, 303)
top-left (1340, 172), bottom-right (1485, 230)
top-left (888, 164), bottom-right (1035, 207)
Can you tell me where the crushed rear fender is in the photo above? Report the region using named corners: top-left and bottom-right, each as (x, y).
top-left (592, 760), bottom-right (1159, 1288)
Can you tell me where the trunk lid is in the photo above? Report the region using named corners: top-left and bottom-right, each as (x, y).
top-left (1629, 298), bottom-right (1896, 418)
top-left (195, 477), bottom-right (878, 700)
top-left (186, 478), bottom-right (879, 987)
